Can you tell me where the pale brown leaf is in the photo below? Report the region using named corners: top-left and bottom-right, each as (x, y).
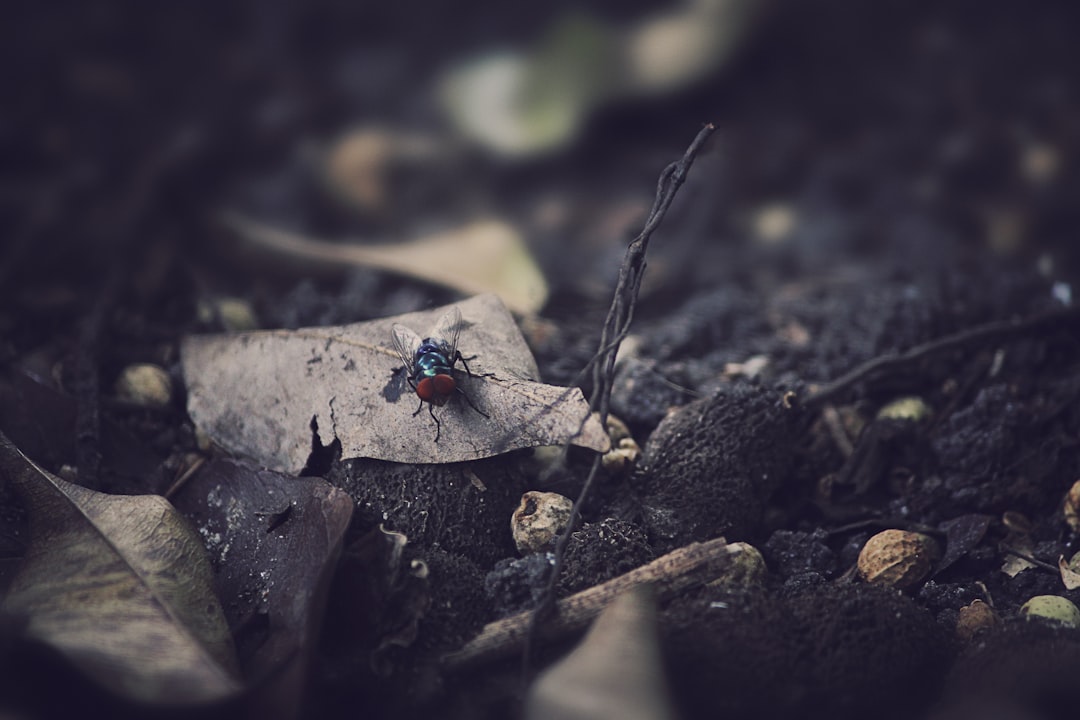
top-left (1059, 553), bottom-right (1080, 591)
top-left (182, 294), bottom-right (609, 469)
top-left (224, 212), bottom-right (548, 315)
top-left (526, 585), bottom-right (675, 720)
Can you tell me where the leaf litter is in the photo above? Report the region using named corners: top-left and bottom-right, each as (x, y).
top-left (0, 432), bottom-right (240, 705)
top-left (182, 293), bottom-right (609, 470)
top-left (224, 212), bottom-right (549, 315)
top-left (169, 458), bottom-right (353, 717)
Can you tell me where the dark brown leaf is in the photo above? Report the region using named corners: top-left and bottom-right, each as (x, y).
top-left (935, 514), bottom-right (993, 576)
top-left (170, 458), bottom-right (353, 718)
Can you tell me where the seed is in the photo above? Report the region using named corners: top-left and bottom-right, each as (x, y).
top-left (1019, 595), bottom-right (1080, 628)
top-left (857, 529), bottom-right (940, 591)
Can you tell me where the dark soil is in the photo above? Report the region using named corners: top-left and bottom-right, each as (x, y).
top-left (3, 2), bottom-right (1080, 719)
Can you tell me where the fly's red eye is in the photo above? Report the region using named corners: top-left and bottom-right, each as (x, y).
top-left (416, 377), bottom-right (437, 402)
top-left (433, 374), bottom-right (456, 396)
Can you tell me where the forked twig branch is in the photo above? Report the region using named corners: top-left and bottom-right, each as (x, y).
top-left (521, 124), bottom-right (716, 682)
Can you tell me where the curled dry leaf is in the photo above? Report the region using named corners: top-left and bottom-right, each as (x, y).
top-left (0, 433), bottom-right (239, 705)
top-left (1059, 553), bottom-right (1080, 591)
top-left (182, 294), bottom-right (609, 469)
top-left (526, 585), bottom-right (675, 720)
top-left (224, 212), bottom-right (548, 315)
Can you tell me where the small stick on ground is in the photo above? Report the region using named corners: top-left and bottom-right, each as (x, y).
top-left (446, 537), bottom-right (744, 671)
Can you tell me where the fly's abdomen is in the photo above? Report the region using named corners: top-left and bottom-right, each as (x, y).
top-left (413, 350), bottom-right (456, 405)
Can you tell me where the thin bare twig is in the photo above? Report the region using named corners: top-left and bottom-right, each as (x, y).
top-left (804, 306), bottom-right (1080, 409)
top-left (521, 125), bottom-right (716, 684)
top-left (1000, 545), bottom-right (1058, 573)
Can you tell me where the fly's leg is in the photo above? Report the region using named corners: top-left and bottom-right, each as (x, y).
top-left (407, 372), bottom-right (439, 440)
top-left (428, 403), bottom-right (442, 442)
top-left (407, 376), bottom-right (424, 417)
top-left (454, 352), bottom-right (496, 380)
top-left (451, 352), bottom-right (491, 419)
top-left (456, 387), bottom-right (489, 419)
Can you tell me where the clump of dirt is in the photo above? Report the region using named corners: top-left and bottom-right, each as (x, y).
top-left (632, 383), bottom-right (799, 551)
top-left (558, 517), bottom-right (654, 595)
top-left (484, 553), bottom-right (554, 618)
top-left (940, 621), bottom-right (1080, 719)
top-left (416, 548), bottom-right (492, 655)
top-left (327, 456), bottom-right (527, 568)
top-left (763, 528), bottom-right (839, 582)
top-left (663, 582), bottom-right (951, 720)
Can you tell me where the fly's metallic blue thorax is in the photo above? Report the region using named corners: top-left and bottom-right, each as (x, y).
top-left (414, 339), bottom-right (453, 378)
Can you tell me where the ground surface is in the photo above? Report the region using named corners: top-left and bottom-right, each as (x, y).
top-left (2, 2), bottom-right (1080, 719)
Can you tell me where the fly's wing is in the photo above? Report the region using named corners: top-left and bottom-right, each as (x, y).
top-left (431, 306), bottom-right (463, 358)
top-left (390, 323), bottom-right (423, 373)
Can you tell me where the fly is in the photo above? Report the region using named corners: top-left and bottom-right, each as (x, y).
top-left (391, 306), bottom-right (489, 442)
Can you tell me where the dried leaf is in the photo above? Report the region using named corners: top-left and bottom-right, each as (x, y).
top-left (0, 433), bottom-right (239, 704)
top-left (182, 294), bottom-right (609, 469)
top-left (170, 458), bottom-right (353, 719)
top-left (526, 585), bottom-right (675, 720)
top-left (935, 514), bottom-right (993, 576)
top-left (1001, 533), bottom-right (1037, 578)
top-left (225, 212), bottom-right (548, 315)
top-left (1059, 553), bottom-right (1080, 591)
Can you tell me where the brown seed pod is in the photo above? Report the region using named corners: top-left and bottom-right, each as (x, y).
top-left (857, 529), bottom-right (940, 591)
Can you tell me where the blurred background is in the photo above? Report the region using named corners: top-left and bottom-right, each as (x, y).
top-left (2, 0), bottom-right (1078, 353)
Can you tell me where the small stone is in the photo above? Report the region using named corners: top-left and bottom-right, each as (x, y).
top-left (601, 414), bottom-right (641, 475)
top-left (876, 396), bottom-right (932, 422)
top-left (602, 437), bottom-right (642, 475)
top-left (956, 599), bottom-right (999, 641)
top-left (220, 298), bottom-right (259, 331)
top-left (197, 297), bottom-right (258, 332)
top-left (1019, 595), bottom-right (1080, 628)
top-left (605, 414), bottom-right (633, 443)
top-left (194, 426), bottom-right (214, 452)
top-left (114, 363), bottom-right (173, 407)
top-left (751, 203), bottom-right (796, 244)
top-left (512, 491), bottom-right (574, 555)
top-left (712, 542), bottom-right (767, 589)
top-left (857, 529), bottom-right (940, 591)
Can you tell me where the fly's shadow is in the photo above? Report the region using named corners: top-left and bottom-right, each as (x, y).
top-left (382, 366), bottom-right (410, 403)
